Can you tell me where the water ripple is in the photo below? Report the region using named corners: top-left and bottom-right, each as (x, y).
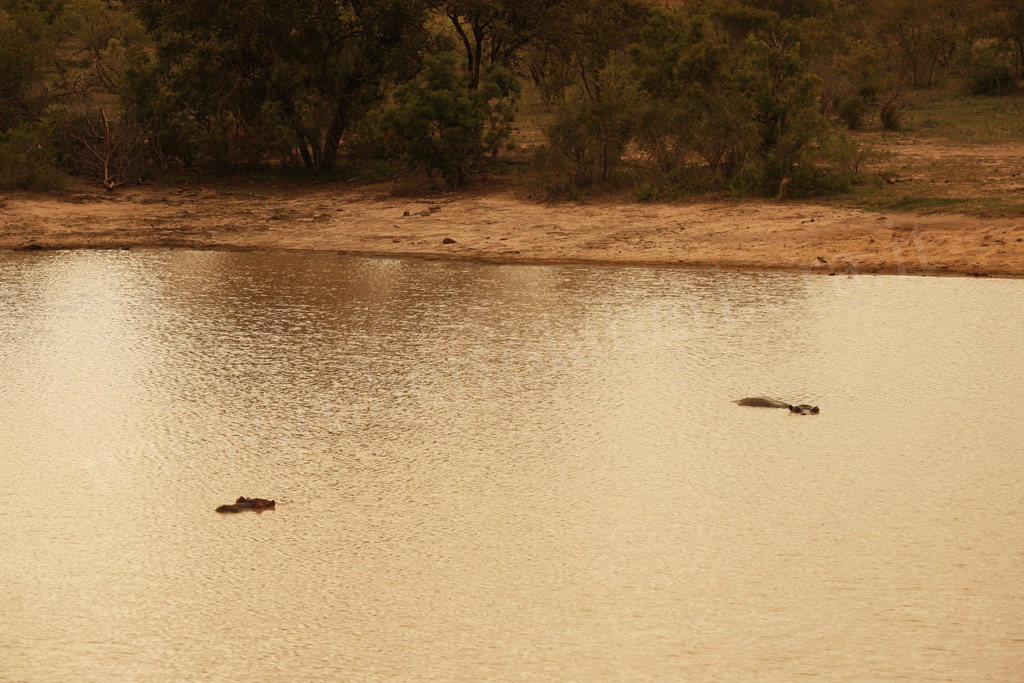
top-left (1, 251), bottom-right (1022, 682)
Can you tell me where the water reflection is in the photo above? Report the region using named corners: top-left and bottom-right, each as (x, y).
top-left (1, 251), bottom-right (1022, 682)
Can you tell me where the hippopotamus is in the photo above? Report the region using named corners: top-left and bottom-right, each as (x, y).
top-left (216, 496), bottom-right (276, 513)
top-left (734, 397), bottom-right (819, 414)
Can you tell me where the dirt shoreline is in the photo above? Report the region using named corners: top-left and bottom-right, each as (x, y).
top-left (2, 180), bottom-right (1022, 277)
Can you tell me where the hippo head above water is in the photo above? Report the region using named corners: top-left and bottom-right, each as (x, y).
top-left (788, 404), bottom-right (820, 415)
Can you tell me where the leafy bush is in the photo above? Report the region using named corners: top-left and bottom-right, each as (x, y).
top-left (0, 124), bottom-right (67, 191)
top-left (369, 54), bottom-right (519, 188)
top-left (127, 0), bottom-right (431, 174)
top-left (533, 56), bottom-right (640, 195)
top-left (0, 7), bottom-right (50, 134)
top-left (879, 90), bottom-right (906, 131)
top-left (633, 182), bottom-right (659, 201)
top-left (838, 96), bottom-right (870, 129)
top-left (535, 6), bottom-right (866, 199)
top-left (966, 48), bottom-right (1018, 95)
top-left (737, 34), bottom-right (830, 196)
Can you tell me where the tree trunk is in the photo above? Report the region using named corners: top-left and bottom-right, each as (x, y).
top-left (317, 113), bottom-right (346, 174)
top-left (448, 11), bottom-right (477, 88)
top-left (100, 109), bottom-right (113, 190)
top-left (297, 134), bottom-right (314, 172)
top-left (471, 20), bottom-right (484, 90)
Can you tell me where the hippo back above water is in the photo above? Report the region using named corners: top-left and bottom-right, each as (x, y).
top-left (216, 496), bottom-right (276, 513)
top-left (734, 397), bottom-right (819, 414)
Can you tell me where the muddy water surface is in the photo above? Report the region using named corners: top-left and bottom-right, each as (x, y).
top-left (1, 251), bottom-right (1022, 682)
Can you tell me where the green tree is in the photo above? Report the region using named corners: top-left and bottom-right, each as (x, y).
top-left (875, 0), bottom-right (972, 87)
top-left (520, 0), bottom-right (650, 102)
top-left (128, 0), bottom-right (432, 172)
top-left (443, 0), bottom-right (567, 90)
top-left (539, 5), bottom-right (849, 197)
top-left (628, 10), bottom-right (754, 185)
top-left (536, 54), bottom-right (641, 192)
top-left (736, 31), bottom-right (828, 193)
top-left (979, 0), bottom-right (1024, 78)
top-left (1, 0), bottom-right (146, 189)
top-left (371, 52), bottom-right (519, 188)
top-left (0, 6), bottom-right (49, 133)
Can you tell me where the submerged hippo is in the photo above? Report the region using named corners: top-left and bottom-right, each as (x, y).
top-left (734, 397), bottom-right (819, 414)
top-left (216, 496), bottom-right (276, 513)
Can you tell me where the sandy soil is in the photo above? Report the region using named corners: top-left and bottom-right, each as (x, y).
top-left (2, 169), bottom-right (1023, 277)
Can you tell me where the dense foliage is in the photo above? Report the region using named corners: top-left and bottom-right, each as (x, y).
top-left (367, 53), bottom-right (519, 188)
top-left (1, 0), bottom-right (1022, 193)
top-left (126, 0), bottom-right (433, 173)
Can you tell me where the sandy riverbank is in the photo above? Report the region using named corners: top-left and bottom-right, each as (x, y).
top-left (2, 180), bottom-right (1022, 276)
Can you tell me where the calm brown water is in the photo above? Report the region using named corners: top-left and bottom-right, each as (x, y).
top-left (1, 250), bottom-right (1022, 682)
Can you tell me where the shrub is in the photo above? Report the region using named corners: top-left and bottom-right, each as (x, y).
top-left (966, 49), bottom-right (1018, 96)
top-left (838, 96), bottom-right (870, 129)
top-left (0, 124), bottom-right (67, 191)
top-left (533, 56), bottom-right (641, 195)
top-left (633, 182), bottom-right (658, 201)
top-left (879, 91), bottom-right (905, 131)
top-left (369, 53), bottom-right (519, 189)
